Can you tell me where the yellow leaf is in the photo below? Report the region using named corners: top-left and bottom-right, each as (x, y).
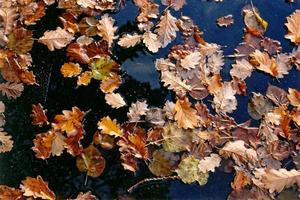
top-left (97, 116), bottom-right (123, 137)
top-left (60, 62), bottom-right (82, 77)
top-left (174, 98), bottom-right (198, 129)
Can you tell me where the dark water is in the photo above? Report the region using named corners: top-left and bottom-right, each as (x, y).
top-left (0, 0), bottom-right (300, 199)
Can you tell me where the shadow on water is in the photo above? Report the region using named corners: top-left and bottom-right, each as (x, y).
top-left (0, 0), bottom-right (300, 199)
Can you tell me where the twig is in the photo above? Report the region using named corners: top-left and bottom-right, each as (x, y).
top-left (127, 176), bottom-right (179, 193)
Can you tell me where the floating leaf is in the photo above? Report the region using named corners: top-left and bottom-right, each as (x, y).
top-left (161, 0), bottom-right (186, 11)
top-left (0, 82), bottom-right (24, 99)
top-left (90, 57), bottom-right (120, 80)
top-left (217, 14), bottom-right (234, 27)
top-left (198, 154), bottom-right (221, 173)
top-left (118, 33), bottom-right (142, 48)
top-left (77, 71), bottom-right (92, 86)
top-left (60, 63), bottom-right (82, 77)
top-left (174, 97), bottom-right (198, 129)
top-left (0, 130), bottom-right (13, 153)
top-left (0, 7), bottom-right (18, 34)
top-left (31, 103), bottom-right (49, 127)
top-left (142, 31), bottom-right (162, 53)
top-left (20, 176), bottom-right (56, 200)
top-left (127, 100), bottom-right (149, 122)
top-left (97, 116), bottom-right (123, 137)
top-left (97, 14), bottom-right (118, 48)
top-left (287, 88), bottom-right (300, 108)
top-left (76, 144), bottom-right (106, 178)
top-left (0, 185), bottom-right (22, 200)
top-left (213, 83), bottom-right (237, 114)
top-left (105, 93), bottom-right (126, 109)
top-left (285, 10), bottom-right (300, 44)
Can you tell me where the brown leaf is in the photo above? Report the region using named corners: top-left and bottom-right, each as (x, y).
top-left (250, 50), bottom-right (278, 77)
top-left (142, 31), bottom-right (162, 53)
top-left (100, 73), bottom-right (121, 93)
top-left (287, 88), bottom-right (300, 108)
top-left (266, 84), bottom-right (289, 106)
top-left (72, 191), bottom-right (97, 200)
top-left (0, 7), bottom-right (18, 34)
top-left (216, 14), bottom-right (234, 27)
top-left (20, 1), bottom-right (46, 25)
top-left (231, 171), bottom-right (251, 193)
top-left (31, 103), bottom-right (49, 127)
top-left (174, 97), bottom-right (198, 129)
top-left (118, 33), bottom-right (142, 48)
top-left (127, 100), bottom-right (149, 122)
top-left (7, 27), bottom-right (33, 54)
top-left (0, 82), bottom-right (24, 99)
top-left (160, 70), bottom-right (191, 95)
top-left (248, 92), bottom-right (273, 120)
top-left (161, 0), bottom-right (186, 11)
top-left (77, 71), bottom-right (92, 86)
top-left (0, 185), bottom-right (23, 200)
top-left (230, 59), bottom-right (253, 80)
top-left (260, 37), bottom-right (282, 55)
top-left (0, 130), bottom-right (13, 153)
top-left (285, 10), bottom-right (300, 44)
top-left (76, 144), bottom-right (106, 178)
top-left (60, 62), bottom-right (82, 77)
top-left (97, 14), bottom-right (118, 48)
top-left (38, 27), bottom-right (74, 51)
top-left (213, 82), bottom-right (237, 114)
top-left (105, 93), bottom-right (126, 109)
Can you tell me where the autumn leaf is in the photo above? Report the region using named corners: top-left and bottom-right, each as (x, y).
top-left (31, 103), bottom-right (49, 127)
top-left (155, 10), bottom-right (178, 47)
top-left (217, 14), bottom-right (234, 27)
top-left (72, 191), bottom-right (97, 200)
top-left (32, 131), bottom-right (66, 159)
top-left (52, 107), bottom-right (85, 136)
top-left (266, 84), bottom-right (289, 106)
top-left (20, 176), bottom-right (56, 200)
top-left (287, 88), bottom-right (300, 108)
top-left (161, 0), bottom-right (186, 11)
top-left (90, 57), bottom-right (120, 80)
top-left (97, 116), bottom-right (123, 137)
top-left (175, 98), bottom-right (198, 129)
top-left (250, 50), bottom-right (278, 77)
top-left (0, 7), bottom-right (18, 34)
top-left (76, 144), bottom-right (106, 178)
top-left (0, 130), bottom-right (13, 153)
top-left (21, 1), bottom-right (46, 25)
top-left (220, 140), bottom-right (258, 167)
top-left (253, 168), bottom-right (300, 193)
top-left (0, 185), bottom-right (23, 200)
top-left (77, 71), bottom-right (92, 86)
top-left (198, 154), bottom-right (221, 173)
top-left (230, 59), bottom-right (253, 80)
top-left (248, 92), bottom-right (273, 120)
top-left (175, 155), bottom-right (209, 185)
top-left (213, 83), bottom-right (237, 114)
top-left (160, 70), bottom-right (191, 95)
top-left (38, 27), bottom-right (74, 51)
top-left (60, 62), bottom-right (82, 77)
top-left (148, 149), bottom-right (179, 177)
top-left (118, 33), bottom-right (142, 48)
top-left (285, 10), bottom-right (300, 44)
top-left (0, 82), bottom-right (24, 99)
top-left (104, 93), bottom-right (126, 109)
top-left (231, 171), bottom-right (251, 193)
top-left (142, 31), bottom-right (162, 53)
top-left (180, 51), bottom-right (201, 70)
top-left (97, 14), bottom-right (118, 48)
top-left (127, 100), bottom-right (149, 122)
top-left (7, 27), bottom-right (33, 54)
top-left (100, 73), bottom-right (121, 93)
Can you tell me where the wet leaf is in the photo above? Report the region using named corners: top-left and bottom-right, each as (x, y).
top-left (0, 130), bottom-right (13, 153)
top-left (76, 144), bottom-right (106, 178)
top-left (285, 10), bottom-right (300, 44)
top-left (0, 82), bottom-right (24, 99)
top-left (31, 103), bottom-right (49, 127)
top-left (104, 93), bottom-right (126, 109)
top-left (97, 116), bottom-right (123, 137)
top-left (60, 62), bottom-right (82, 77)
top-left (90, 57), bottom-right (120, 81)
top-left (0, 185), bottom-right (23, 200)
top-left (127, 100), bottom-right (149, 122)
top-left (174, 97), bottom-right (198, 129)
top-left (118, 33), bottom-right (142, 48)
top-left (97, 14), bottom-right (118, 48)
top-left (287, 88), bottom-right (300, 108)
top-left (217, 14), bottom-right (234, 27)
top-left (161, 0), bottom-right (186, 11)
top-left (198, 153), bottom-right (221, 173)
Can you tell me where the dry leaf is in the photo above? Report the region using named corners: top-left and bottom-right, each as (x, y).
top-left (155, 10), bottom-right (178, 47)
top-left (161, 0), bottom-right (186, 11)
top-left (100, 73), bottom-right (121, 93)
top-left (127, 100), bottom-right (149, 122)
top-left (97, 116), bottom-right (123, 137)
top-left (220, 140), bottom-right (258, 166)
top-left (149, 149), bottom-right (179, 176)
top-left (0, 130), bottom-right (13, 153)
top-left (160, 70), bottom-right (191, 95)
top-left (180, 51), bottom-right (201, 70)
top-left (174, 97), bottom-right (198, 129)
top-left (60, 63), bottom-right (82, 77)
top-left (20, 176), bottom-right (56, 200)
top-left (213, 83), bottom-right (237, 114)
top-left (97, 14), bottom-right (118, 48)
top-left (248, 92), bottom-right (273, 120)
top-left (198, 153), bottom-right (221, 173)
top-left (142, 31), bottom-right (162, 53)
top-left (253, 168), bottom-right (300, 193)
top-left (217, 14), bottom-right (234, 27)
top-left (104, 93), bottom-right (126, 109)
top-left (250, 50), bottom-right (278, 77)
top-left (72, 191), bottom-right (97, 200)
top-left (77, 71), bottom-right (92, 86)
top-left (287, 88), bottom-right (300, 108)
top-left (0, 82), bottom-right (24, 99)
top-left (285, 10), bottom-right (300, 44)
top-left (38, 27), bottom-right (74, 51)
top-left (266, 84), bottom-right (289, 106)
top-left (0, 7), bottom-right (18, 34)
top-left (31, 103), bottom-right (49, 127)
top-left (118, 33), bottom-right (142, 48)
top-left (76, 144), bottom-right (106, 178)
top-left (230, 59), bottom-right (253, 80)
top-left (0, 185), bottom-right (23, 200)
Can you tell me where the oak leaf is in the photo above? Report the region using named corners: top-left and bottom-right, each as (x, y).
top-left (230, 59), bottom-right (253, 80)
top-left (118, 33), bottom-right (142, 48)
top-left (213, 83), bottom-right (237, 114)
top-left (0, 7), bottom-right (18, 34)
top-left (248, 92), bottom-right (273, 120)
top-left (31, 103), bottom-right (49, 127)
top-left (0, 130), bottom-right (13, 153)
top-left (20, 176), bottom-right (56, 200)
top-left (38, 27), bottom-right (74, 51)
top-left (97, 14), bottom-right (118, 48)
top-left (77, 71), bottom-right (92, 86)
top-left (161, 0), bottom-right (186, 11)
top-left (100, 73), bottom-right (121, 93)
top-left (72, 191), bottom-right (97, 200)
top-left (217, 14), bottom-right (234, 27)
top-left (198, 153), bottom-right (221, 173)
top-left (104, 93), bottom-right (126, 109)
top-left (155, 10), bottom-right (178, 47)
top-left (253, 168), bottom-right (300, 193)
top-left (60, 63), bottom-right (82, 77)
top-left (0, 82), bottom-right (24, 99)
top-left (90, 57), bottom-right (120, 81)
top-left (160, 70), bottom-right (191, 95)
top-left (142, 31), bottom-right (162, 53)
top-left (97, 116), bottom-right (123, 137)
top-left (250, 50), bottom-right (278, 77)
top-left (76, 144), bottom-right (106, 178)
top-left (266, 84), bottom-right (289, 106)
top-left (7, 27), bottom-right (33, 54)
top-left (127, 100), bottom-right (149, 122)
top-left (0, 185), bottom-right (22, 200)
top-left (180, 51), bottom-right (201, 70)
top-left (287, 88), bottom-right (300, 108)
top-left (174, 97), bottom-right (198, 129)
top-left (285, 10), bottom-right (300, 44)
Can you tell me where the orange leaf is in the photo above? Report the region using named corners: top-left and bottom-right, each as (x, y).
top-left (0, 185), bottom-right (23, 200)
top-left (174, 97), bottom-right (198, 129)
top-left (31, 103), bottom-right (49, 127)
top-left (60, 62), bottom-right (82, 77)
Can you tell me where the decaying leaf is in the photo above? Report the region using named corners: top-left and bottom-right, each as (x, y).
top-left (76, 144), bottom-right (106, 178)
top-left (31, 103), bottom-right (49, 126)
top-left (20, 176), bottom-right (56, 200)
top-left (217, 14), bottom-right (234, 27)
top-left (285, 10), bottom-right (300, 44)
top-left (253, 168), bottom-right (300, 193)
top-left (174, 97), bottom-right (198, 129)
top-left (175, 155), bottom-right (209, 185)
top-left (287, 88), bottom-right (300, 108)
top-left (100, 73), bottom-right (121, 93)
top-left (97, 116), bottom-right (123, 137)
top-left (0, 7), bottom-right (18, 34)
top-left (118, 33), bottom-right (142, 48)
top-left (0, 185), bottom-right (23, 200)
top-left (0, 130), bottom-right (13, 153)
top-left (127, 100), bottom-right (149, 122)
top-left (60, 63), bottom-right (82, 77)
top-left (38, 27), bottom-right (74, 51)
top-left (0, 82), bottom-right (24, 99)
top-left (248, 92), bottom-right (273, 120)
top-left (198, 153), bottom-right (221, 173)
top-left (104, 93), bottom-right (126, 109)
top-left (213, 83), bottom-right (237, 114)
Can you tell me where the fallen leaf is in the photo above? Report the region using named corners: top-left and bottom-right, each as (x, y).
top-left (142, 31), bottom-right (162, 53)
top-left (161, 0), bottom-right (186, 11)
top-left (174, 97), bottom-right (198, 129)
top-left (198, 153), bottom-right (221, 173)
top-left (0, 7), bottom-right (18, 34)
top-left (0, 82), bottom-right (24, 99)
top-left (0, 130), bottom-right (13, 153)
top-left (118, 33), bottom-right (142, 48)
top-left (104, 93), bottom-right (126, 109)
top-left (100, 73), bottom-right (121, 93)
top-left (160, 70), bottom-right (191, 95)
top-left (20, 176), bottom-right (56, 200)
top-left (90, 57), bottom-right (120, 81)
top-left (250, 50), bottom-right (278, 77)
top-left (97, 14), bottom-right (118, 48)
top-left (72, 191), bottom-right (97, 200)
top-left (31, 103), bottom-right (49, 127)
top-left (38, 27), bottom-right (74, 51)
top-left (266, 84), bottom-right (289, 106)
top-left (287, 88), bottom-right (300, 108)
top-left (230, 59), bottom-right (253, 80)
top-left (180, 51), bottom-right (201, 70)
top-left (149, 149), bottom-right (179, 176)
top-left (217, 14), bottom-right (234, 27)
top-left (127, 100), bottom-right (149, 122)
top-left (0, 185), bottom-right (23, 200)
top-left (285, 10), bottom-right (300, 44)
top-left (248, 92), bottom-right (273, 120)
top-left (97, 116), bottom-right (123, 137)
top-left (213, 83), bottom-right (237, 114)
top-left (60, 62), bottom-right (82, 77)
top-left (76, 144), bottom-right (106, 178)
top-left (77, 71), bottom-right (92, 86)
